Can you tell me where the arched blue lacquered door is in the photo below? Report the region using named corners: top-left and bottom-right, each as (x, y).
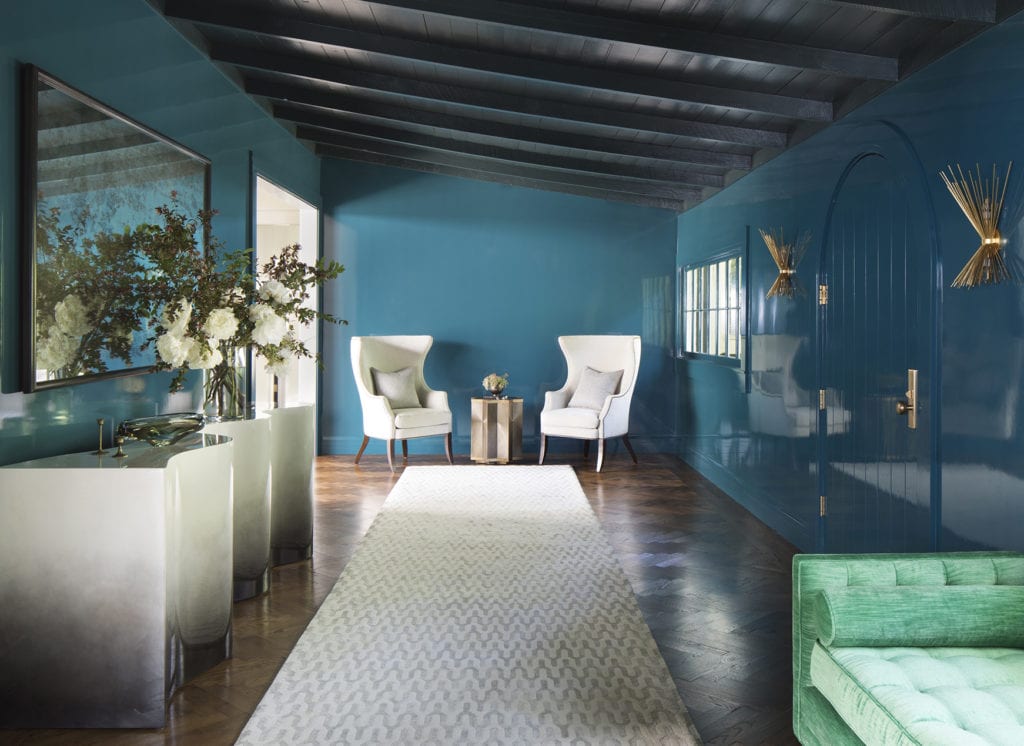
top-left (819, 151), bottom-right (933, 553)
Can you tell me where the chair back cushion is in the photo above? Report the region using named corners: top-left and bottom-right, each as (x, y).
top-left (371, 366), bottom-right (421, 409)
top-left (351, 336), bottom-right (433, 399)
top-left (558, 335), bottom-right (641, 397)
top-left (568, 366), bottom-right (623, 410)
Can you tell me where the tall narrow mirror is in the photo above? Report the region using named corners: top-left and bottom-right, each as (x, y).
top-left (253, 175), bottom-right (320, 411)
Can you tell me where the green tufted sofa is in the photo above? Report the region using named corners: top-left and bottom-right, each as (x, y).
top-left (793, 552), bottom-right (1024, 745)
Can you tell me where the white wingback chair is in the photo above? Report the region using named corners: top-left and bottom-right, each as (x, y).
top-left (351, 335), bottom-right (453, 472)
top-left (538, 335), bottom-right (641, 472)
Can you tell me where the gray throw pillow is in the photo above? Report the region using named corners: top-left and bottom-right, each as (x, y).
top-left (568, 366), bottom-right (623, 410)
top-left (371, 366), bottom-right (421, 409)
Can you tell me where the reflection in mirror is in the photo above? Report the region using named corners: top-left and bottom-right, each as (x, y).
top-left (23, 65), bottom-right (209, 392)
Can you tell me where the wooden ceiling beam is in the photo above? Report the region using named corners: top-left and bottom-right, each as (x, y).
top-left (229, 51), bottom-right (787, 149)
top-left (292, 120), bottom-right (725, 188)
top-left (808, 0), bottom-right (996, 21)
top-left (315, 144), bottom-right (689, 211)
top-left (255, 85), bottom-right (751, 171)
top-left (303, 129), bottom-right (704, 202)
top-left (369, 0), bottom-right (898, 81)
top-left (164, 0), bottom-right (833, 121)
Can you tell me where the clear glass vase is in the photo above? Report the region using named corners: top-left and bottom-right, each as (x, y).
top-left (204, 345), bottom-right (248, 420)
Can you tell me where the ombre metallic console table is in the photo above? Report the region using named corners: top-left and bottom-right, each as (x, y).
top-left (0, 434), bottom-right (234, 728)
top-left (470, 396), bottom-right (523, 464)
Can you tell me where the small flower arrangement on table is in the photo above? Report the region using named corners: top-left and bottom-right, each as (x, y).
top-left (482, 372), bottom-right (510, 398)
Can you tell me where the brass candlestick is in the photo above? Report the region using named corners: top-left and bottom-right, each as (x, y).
top-left (92, 418), bottom-right (108, 455)
top-left (113, 436), bottom-right (127, 459)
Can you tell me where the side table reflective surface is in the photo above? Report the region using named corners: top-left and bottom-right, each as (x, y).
top-left (470, 396), bottom-right (523, 464)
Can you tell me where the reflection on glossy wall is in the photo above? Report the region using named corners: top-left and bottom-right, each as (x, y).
top-left (318, 160), bottom-right (679, 458)
top-left (0, 0), bottom-right (320, 466)
top-left (676, 14), bottom-right (1024, 554)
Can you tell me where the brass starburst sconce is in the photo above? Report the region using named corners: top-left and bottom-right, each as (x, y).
top-left (940, 163), bottom-right (1016, 288)
top-left (760, 228), bottom-right (810, 299)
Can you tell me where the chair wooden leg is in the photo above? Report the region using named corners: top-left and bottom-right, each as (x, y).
top-left (582, 440), bottom-right (590, 460)
top-left (386, 439), bottom-right (395, 473)
top-left (622, 434), bottom-right (638, 464)
top-left (402, 439), bottom-right (408, 465)
top-left (538, 434), bottom-right (547, 465)
top-left (595, 438), bottom-right (605, 473)
top-left (354, 435), bottom-right (370, 464)
top-left (445, 432), bottom-right (453, 464)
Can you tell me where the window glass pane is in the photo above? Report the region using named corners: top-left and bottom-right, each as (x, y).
top-left (718, 260), bottom-right (727, 310)
top-left (737, 257), bottom-right (742, 305)
top-left (707, 310), bottom-right (718, 355)
top-left (728, 258), bottom-right (738, 309)
top-left (728, 310), bottom-right (738, 357)
top-left (718, 309), bottom-right (727, 355)
top-left (708, 264), bottom-right (717, 308)
top-left (685, 269), bottom-right (693, 312)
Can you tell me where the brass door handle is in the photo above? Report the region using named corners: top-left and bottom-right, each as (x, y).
top-left (896, 370), bottom-right (918, 429)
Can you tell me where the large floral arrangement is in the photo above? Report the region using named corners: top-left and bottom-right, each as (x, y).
top-left (32, 195), bottom-right (344, 415)
top-left (141, 202), bottom-right (345, 415)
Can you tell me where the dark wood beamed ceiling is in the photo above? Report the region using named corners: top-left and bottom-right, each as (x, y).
top-left (816, 1), bottom-right (997, 22)
top-left (238, 62), bottom-right (788, 149)
top-left (368, 0), bottom-right (900, 80)
top-left (159, 0), bottom-right (1024, 212)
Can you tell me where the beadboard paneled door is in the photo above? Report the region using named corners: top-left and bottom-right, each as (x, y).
top-left (818, 145), bottom-right (935, 553)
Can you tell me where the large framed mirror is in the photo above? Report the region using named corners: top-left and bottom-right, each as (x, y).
top-left (21, 64), bottom-right (210, 393)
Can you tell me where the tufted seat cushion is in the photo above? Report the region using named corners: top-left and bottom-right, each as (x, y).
top-left (810, 643), bottom-right (1024, 745)
top-left (392, 408), bottom-right (451, 429)
top-left (540, 407), bottom-right (600, 430)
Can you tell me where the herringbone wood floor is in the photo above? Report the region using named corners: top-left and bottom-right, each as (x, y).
top-left (4, 453), bottom-right (798, 745)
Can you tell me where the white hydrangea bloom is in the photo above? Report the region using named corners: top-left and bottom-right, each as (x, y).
top-left (249, 304), bottom-right (288, 346)
top-left (203, 308), bottom-right (239, 341)
top-left (261, 343), bottom-right (294, 377)
top-left (186, 339), bottom-right (223, 370)
top-left (37, 328), bottom-right (77, 371)
top-left (54, 295), bottom-right (92, 337)
top-left (258, 279), bottom-right (291, 304)
top-left (156, 332), bottom-right (189, 368)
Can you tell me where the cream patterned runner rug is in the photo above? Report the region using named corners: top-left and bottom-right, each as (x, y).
top-left (236, 465), bottom-right (700, 745)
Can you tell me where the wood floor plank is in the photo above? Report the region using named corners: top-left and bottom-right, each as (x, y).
top-left (3, 453), bottom-right (798, 745)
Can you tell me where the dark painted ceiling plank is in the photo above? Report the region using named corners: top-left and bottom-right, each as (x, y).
top-left (317, 143), bottom-right (688, 210)
top-left (305, 130), bottom-right (704, 201)
top-left (164, 0), bottom-right (834, 120)
top-left (809, 0), bottom-right (996, 22)
top-left (368, 0), bottom-right (899, 80)
top-left (292, 121), bottom-right (726, 187)
top-left (263, 91), bottom-right (752, 170)
top-left (230, 52), bottom-right (788, 149)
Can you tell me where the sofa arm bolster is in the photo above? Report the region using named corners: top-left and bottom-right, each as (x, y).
top-left (817, 585), bottom-right (1024, 648)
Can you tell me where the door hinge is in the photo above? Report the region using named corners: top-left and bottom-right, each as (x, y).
top-left (820, 495), bottom-right (827, 517)
top-left (818, 284), bottom-right (829, 305)
top-left (819, 388), bottom-right (826, 410)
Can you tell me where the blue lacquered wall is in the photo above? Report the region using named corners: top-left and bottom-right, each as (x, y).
top-left (0, 0), bottom-right (319, 466)
top-left (319, 160), bottom-right (678, 457)
top-left (676, 13), bottom-right (1024, 552)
